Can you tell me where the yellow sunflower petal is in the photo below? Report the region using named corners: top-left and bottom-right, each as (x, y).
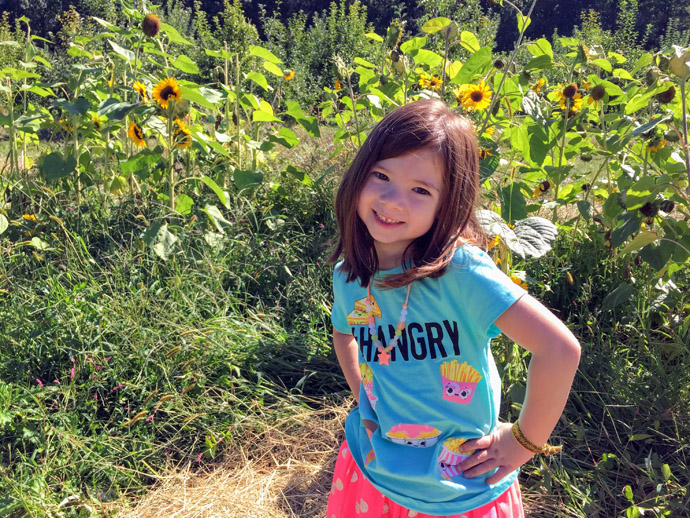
top-left (152, 77), bottom-right (181, 109)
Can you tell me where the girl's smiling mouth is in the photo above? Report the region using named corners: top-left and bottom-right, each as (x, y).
top-left (374, 210), bottom-right (403, 225)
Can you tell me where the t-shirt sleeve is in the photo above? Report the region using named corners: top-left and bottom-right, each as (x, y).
top-left (331, 264), bottom-right (351, 334)
top-left (455, 247), bottom-right (527, 338)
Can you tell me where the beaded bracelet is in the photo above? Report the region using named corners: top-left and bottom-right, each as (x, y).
top-left (511, 421), bottom-right (562, 456)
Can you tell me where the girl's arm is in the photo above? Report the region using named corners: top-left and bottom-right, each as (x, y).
top-left (333, 328), bottom-right (361, 401)
top-left (458, 293), bottom-right (581, 484)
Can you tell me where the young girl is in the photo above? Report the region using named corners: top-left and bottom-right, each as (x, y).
top-left (327, 99), bottom-right (581, 517)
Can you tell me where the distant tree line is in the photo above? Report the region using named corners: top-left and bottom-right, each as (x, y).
top-left (1, 0), bottom-right (688, 52)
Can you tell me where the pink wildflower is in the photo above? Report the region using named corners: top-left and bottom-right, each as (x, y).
top-left (195, 452), bottom-right (203, 462)
top-left (70, 367), bottom-right (75, 378)
top-left (112, 384), bottom-right (124, 392)
top-left (36, 379), bottom-right (44, 387)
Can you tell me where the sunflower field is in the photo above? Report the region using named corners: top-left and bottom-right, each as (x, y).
top-left (0, 1), bottom-right (689, 517)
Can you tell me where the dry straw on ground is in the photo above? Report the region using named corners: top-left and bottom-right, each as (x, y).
top-left (118, 400), bottom-right (572, 518)
top-left (119, 402), bottom-right (349, 518)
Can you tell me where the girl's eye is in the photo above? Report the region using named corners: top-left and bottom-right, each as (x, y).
top-left (413, 187), bottom-right (431, 195)
top-left (373, 171), bottom-right (389, 181)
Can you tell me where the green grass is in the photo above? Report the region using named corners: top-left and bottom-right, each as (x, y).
top-left (1, 169), bottom-right (689, 517)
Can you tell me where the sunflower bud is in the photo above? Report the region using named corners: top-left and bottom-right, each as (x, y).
top-left (639, 202), bottom-right (658, 218)
top-left (665, 130), bottom-right (680, 142)
top-left (591, 84), bottom-right (606, 101)
top-left (656, 55), bottom-right (670, 73)
top-left (563, 84), bottom-right (578, 98)
top-left (645, 68), bottom-right (659, 86)
top-left (142, 14), bottom-right (161, 37)
top-left (493, 58), bottom-right (505, 70)
top-left (390, 49), bottom-right (400, 62)
top-left (656, 85), bottom-right (676, 104)
top-left (581, 153), bottom-right (593, 162)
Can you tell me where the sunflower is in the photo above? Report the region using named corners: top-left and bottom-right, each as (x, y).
top-left (510, 273), bottom-right (528, 290)
top-left (555, 88), bottom-right (583, 111)
top-left (152, 77), bottom-right (182, 109)
top-left (533, 180), bottom-right (553, 197)
top-left (23, 214), bottom-right (37, 222)
top-left (461, 81), bottom-right (492, 111)
top-left (283, 69), bottom-right (295, 81)
top-left (646, 138), bottom-right (666, 153)
top-left (418, 74), bottom-right (431, 88)
top-left (142, 13), bottom-right (161, 37)
top-left (532, 77), bottom-right (545, 93)
top-left (427, 75), bottom-right (443, 90)
top-left (92, 117), bottom-right (103, 131)
top-left (334, 78), bottom-right (342, 91)
top-left (128, 122), bottom-right (147, 148)
top-left (173, 118), bottom-right (192, 149)
top-left (133, 80), bottom-right (149, 103)
top-left (487, 235), bottom-right (500, 251)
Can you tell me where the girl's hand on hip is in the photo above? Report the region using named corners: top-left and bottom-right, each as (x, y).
top-left (457, 422), bottom-right (534, 485)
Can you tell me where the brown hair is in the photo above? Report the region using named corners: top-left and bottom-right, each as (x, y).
top-left (328, 99), bottom-right (486, 288)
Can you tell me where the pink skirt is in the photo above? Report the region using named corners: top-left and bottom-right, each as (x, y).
top-left (327, 441), bottom-right (525, 518)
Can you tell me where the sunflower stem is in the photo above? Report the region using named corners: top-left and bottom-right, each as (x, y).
top-left (235, 50), bottom-right (242, 172)
top-left (680, 80), bottom-right (690, 194)
top-left (478, 0), bottom-right (538, 136)
top-left (168, 114), bottom-right (175, 211)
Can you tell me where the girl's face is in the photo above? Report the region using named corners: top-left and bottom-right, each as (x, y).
top-left (356, 147), bottom-right (445, 269)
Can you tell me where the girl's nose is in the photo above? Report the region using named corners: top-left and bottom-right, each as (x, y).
top-left (380, 184), bottom-right (404, 209)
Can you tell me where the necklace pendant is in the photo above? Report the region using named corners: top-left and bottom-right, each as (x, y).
top-left (377, 348), bottom-right (391, 366)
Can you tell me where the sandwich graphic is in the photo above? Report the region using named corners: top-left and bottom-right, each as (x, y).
top-left (347, 294), bottom-right (382, 326)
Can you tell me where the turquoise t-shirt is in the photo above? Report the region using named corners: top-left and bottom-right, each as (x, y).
top-left (331, 245), bottom-right (527, 515)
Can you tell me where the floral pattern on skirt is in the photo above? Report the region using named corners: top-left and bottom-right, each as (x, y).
top-left (326, 441), bottom-right (525, 518)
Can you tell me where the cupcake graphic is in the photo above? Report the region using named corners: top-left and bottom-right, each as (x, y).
top-left (386, 424), bottom-right (441, 448)
top-left (360, 362), bottom-right (378, 410)
top-left (440, 361), bottom-right (482, 404)
top-left (437, 437), bottom-right (475, 480)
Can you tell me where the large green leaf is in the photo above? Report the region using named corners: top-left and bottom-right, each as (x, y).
top-left (39, 152), bottom-right (76, 180)
top-left (527, 38), bottom-right (553, 59)
top-left (459, 32), bottom-right (480, 53)
top-left (421, 17), bottom-right (451, 34)
top-left (179, 85), bottom-right (222, 112)
top-left (161, 23), bottom-right (192, 45)
top-left (249, 45), bottom-right (282, 64)
top-left (233, 169), bottom-right (264, 191)
top-left (175, 194), bottom-right (194, 215)
top-left (611, 212), bottom-right (641, 248)
top-left (200, 176), bottom-right (229, 208)
top-left (476, 211), bottom-right (558, 259)
top-left (511, 217), bottom-right (559, 258)
top-left (451, 46), bottom-right (492, 84)
top-left (173, 55), bottom-right (199, 74)
top-left (107, 40), bottom-right (135, 62)
top-left (601, 282), bottom-right (634, 310)
top-left (56, 97), bottom-right (90, 116)
top-left (246, 71), bottom-right (269, 91)
top-left (400, 36), bottom-right (426, 54)
top-left (143, 222), bottom-right (179, 260)
top-left (120, 151), bottom-right (160, 175)
top-left (98, 98), bottom-right (139, 120)
top-left (409, 49), bottom-right (443, 68)
top-left (499, 182), bottom-right (528, 224)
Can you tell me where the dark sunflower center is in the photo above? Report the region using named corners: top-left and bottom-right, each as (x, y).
top-left (160, 86), bottom-right (176, 100)
top-left (470, 90), bottom-right (484, 102)
top-left (134, 126), bottom-right (144, 139)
